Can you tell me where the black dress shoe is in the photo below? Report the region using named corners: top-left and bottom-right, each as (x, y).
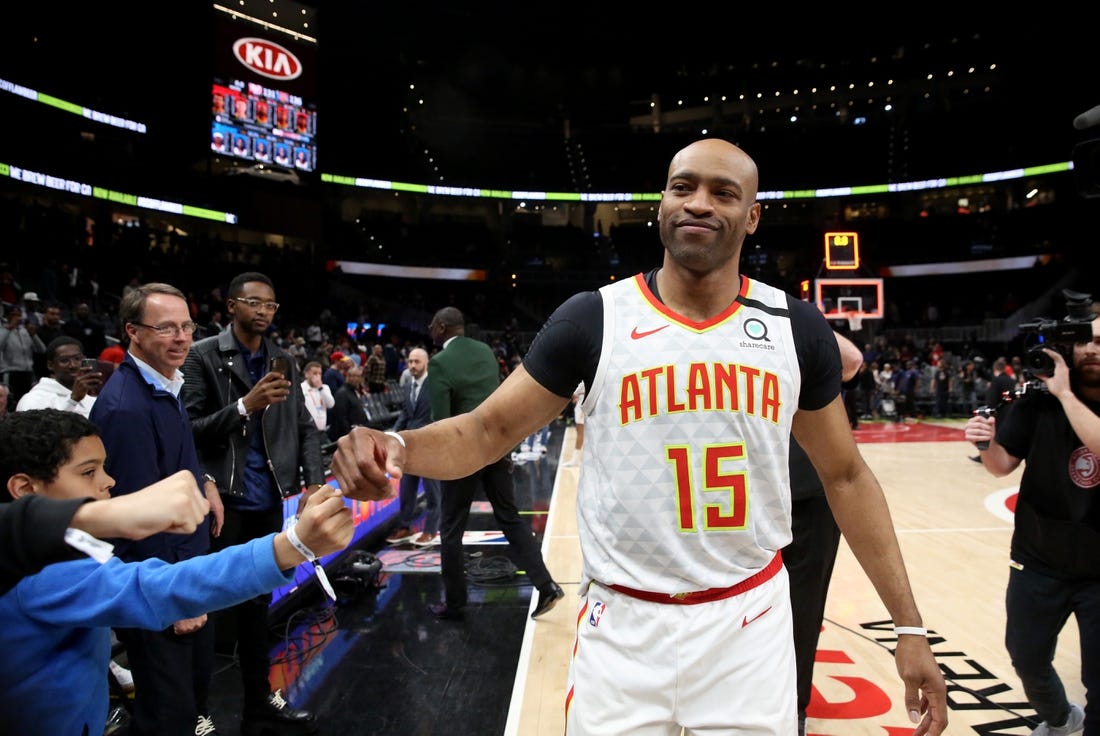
top-left (241, 689), bottom-right (317, 736)
top-left (531, 582), bottom-right (565, 619)
top-left (428, 602), bottom-right (465, 621)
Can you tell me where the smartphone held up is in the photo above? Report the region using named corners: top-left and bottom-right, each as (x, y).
top-left (270, 356), bottom-right (292, 380)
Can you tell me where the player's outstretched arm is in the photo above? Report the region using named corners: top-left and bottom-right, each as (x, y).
top-left (331, 365), bottom-right (569, 503)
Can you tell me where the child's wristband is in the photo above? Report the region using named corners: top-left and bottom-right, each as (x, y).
top-left (285, 520), bottom-right (317, 561)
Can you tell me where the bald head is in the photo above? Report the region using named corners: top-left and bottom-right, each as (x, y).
top-left (666, 139), bottom-right (759, 201)
top-left (406, 347), bottom-right (429, 379)
top-left (658, 139), bottom-right (762, 277)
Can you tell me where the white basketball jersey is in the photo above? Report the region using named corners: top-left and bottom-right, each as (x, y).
top-left (577, 273), bottom-right (800, 594)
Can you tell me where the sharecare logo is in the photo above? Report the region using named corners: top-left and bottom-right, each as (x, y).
top-left (232, 37), bottom-right (302, 81)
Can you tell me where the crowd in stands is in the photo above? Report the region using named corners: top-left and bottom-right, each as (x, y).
top-left (0, 253), bottom-right (1075, 427)
top-left (0, 187), bottom-right (1092, 421)
top-left (0, 256), bottom-right (533, 423)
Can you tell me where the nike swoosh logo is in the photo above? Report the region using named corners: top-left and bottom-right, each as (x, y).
top-left (630, 325), bottom-right (669, 340)
top-left (741, 606), bottom-right (772, 628)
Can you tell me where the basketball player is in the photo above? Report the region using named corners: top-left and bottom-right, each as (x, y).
top-left (329, 139), bottom-right (948, 735)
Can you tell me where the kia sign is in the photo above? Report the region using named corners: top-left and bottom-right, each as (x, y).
top-left (213, 20), bottom-right (315, 98)
top-left (233, 37), bottom-right (302, 81)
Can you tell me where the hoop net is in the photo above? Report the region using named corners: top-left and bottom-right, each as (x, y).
top-left (847, 314), bottom-right (863, 332)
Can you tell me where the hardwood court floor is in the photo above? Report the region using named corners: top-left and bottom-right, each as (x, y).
top-left (189, 419), bottom-right (1083, 736)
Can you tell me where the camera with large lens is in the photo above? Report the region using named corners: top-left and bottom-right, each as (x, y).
top-left (1017, 289), bottom-right (1096, 379)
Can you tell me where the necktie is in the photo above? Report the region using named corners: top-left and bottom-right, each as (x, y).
top-left (411, 381), bottom-right (419, 404)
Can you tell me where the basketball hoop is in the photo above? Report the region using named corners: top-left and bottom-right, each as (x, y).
top-left (847, 313), bottom-right (863, 332)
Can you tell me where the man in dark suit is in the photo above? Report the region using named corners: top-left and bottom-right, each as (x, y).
top-left (425, 306), bottom-right (563, 621)
top-left (327, 364), bottom-right (370, 442)
top-left (385, 347), bottom-right (441, 546)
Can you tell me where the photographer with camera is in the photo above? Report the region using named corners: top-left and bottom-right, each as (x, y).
top-left (965, 291), bottom-right (1100, 736)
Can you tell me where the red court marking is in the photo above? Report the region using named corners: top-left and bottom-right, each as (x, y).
top-left (853, 422), bottom-right (964, 444)
top-left (815, 649), bottom-right (854, 664)
top-left (809, 676), bottom-right (892, 719)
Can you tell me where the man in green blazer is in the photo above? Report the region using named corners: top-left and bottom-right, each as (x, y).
top-left (424, 306), bottom-right (563, 621)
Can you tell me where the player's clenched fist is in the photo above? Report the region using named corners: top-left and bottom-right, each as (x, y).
top-left (330, 427), bottom-right (400, 503)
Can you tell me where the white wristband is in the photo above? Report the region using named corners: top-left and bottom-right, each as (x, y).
top-left (237, 397), bottom-right (249, 417)
top-left (64, 527), bottom-right (114, 564)
top-left (284, 519), bottom-right (337, 601)
top-left (285, 520), bottom-right (317, 561)
top-left (384, 431), bottom-right (406, 448)
top-left (894, 626), bottom-right (928, 637)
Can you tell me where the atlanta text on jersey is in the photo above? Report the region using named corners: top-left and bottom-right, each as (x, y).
top-left (618, 363), bottom-right (781, 424)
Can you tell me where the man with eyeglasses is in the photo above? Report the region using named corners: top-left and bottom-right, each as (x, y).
top-left (15, 336), bottom-right (102, 416)
top-left (89, 282), bottom-right (223, 736)
top-left (182, 271), bottom-right (323, 736)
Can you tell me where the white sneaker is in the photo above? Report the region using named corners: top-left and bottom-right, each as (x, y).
top-left (195, 714), bottom-right (218, 736)
top-left (533, 443), bottom-right (546, 454)
top-left (108, 659), bottom-right (134, 693)
top-left (511, 451), bottom-right (526, 465)
top-left (1031, 703), bottom-right (1085, 735)
top-left (520, 443), bottom-right (531, 453)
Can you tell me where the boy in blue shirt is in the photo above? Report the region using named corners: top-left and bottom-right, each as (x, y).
top-left (0, 409), bottom-right (352, 736)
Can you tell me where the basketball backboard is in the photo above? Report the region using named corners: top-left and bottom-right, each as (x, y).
top-left (814, 278), bottom-right (884, 320)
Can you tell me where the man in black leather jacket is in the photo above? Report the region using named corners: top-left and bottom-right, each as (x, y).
top-left (181, 271), bottom-right (324, 736)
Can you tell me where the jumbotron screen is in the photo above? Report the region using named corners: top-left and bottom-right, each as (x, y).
top-left (211, 11), bottom-right (317, 173)
top-left (211, 79), bottom-right (317, 172)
